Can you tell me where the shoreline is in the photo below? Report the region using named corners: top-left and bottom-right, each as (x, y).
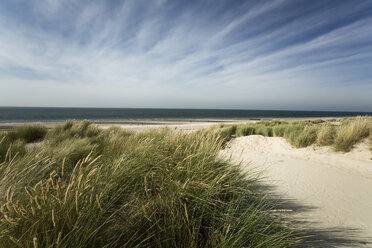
top-left (0, 116), bottom-right (352, 131)
top-left (1, 117), bottom-right (371, 246)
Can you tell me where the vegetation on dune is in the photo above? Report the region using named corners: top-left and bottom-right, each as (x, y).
top-left (316, 125), bottom-right (335, 146)
top-left (334, 117), bottom-right (370, 152)
top-left (0, 135), bottom-right (25, 162)
top-left (0, 121), bottom-right (301, 248)
top-left (290, 125), bottom-right (319, 148)
top-left (7, 124), bottom-right (47, 143)
top-left (235, 125), bottom-right (256, 137)
top-left (209, 116), bottom-right (372, 152)
top-left (0, 124), bottom-right (48, 162)
top-left (309, 119), bottom-right (325, 124)
top-left (45, 120), bottom-right (100, 144)
top-left (255, 125), bottom-right (273, 137)
top-left (211, 124), bottom-right (236, 144)
top-left (272, 124), bottom-right (288, 137)
top-left (1, 117), bottom-right (369, 247)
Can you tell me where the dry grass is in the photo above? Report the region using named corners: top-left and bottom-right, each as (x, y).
top-left (334, 117), bottom-right (370, 152)
top-left (209, 116), bottom-right (371, 152)
top-left (316, 125), bottom-right (335, 146)
top-left (290, 125), bottom-right (319, 148)
top-left (7, 124), bottom-right (47, 143)
top-left (0, 121), bottom-right (301, 248)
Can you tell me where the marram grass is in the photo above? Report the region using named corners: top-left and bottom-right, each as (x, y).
top-left (209, 116), bottom-right (372, 152)
top-left (333, 116), bottom-right (370, 152)
top-left (0, 121), bottom-right (301, 248)
top-left (316, 125), bottom-right (335, 146)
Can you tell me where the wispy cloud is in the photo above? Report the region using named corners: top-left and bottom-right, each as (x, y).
top-left (0, 0), bottom-right (371, 111)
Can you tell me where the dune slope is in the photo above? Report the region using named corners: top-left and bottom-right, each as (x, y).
top-left (222, 135), bottom-right (372, 247)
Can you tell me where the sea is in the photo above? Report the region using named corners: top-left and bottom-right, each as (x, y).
top-left (0, 107), bottom-right (370, 123)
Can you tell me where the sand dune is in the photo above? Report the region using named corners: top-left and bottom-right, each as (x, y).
top-left (221, 135), bottom-right (372, 247)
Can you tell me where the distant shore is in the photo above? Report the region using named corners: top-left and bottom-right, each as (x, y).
top-left (1, 117), bottom-right (371, 246)
top-left (1, 106), bottom-right (370, 126)
top-left (0, 117), bottom-right (349, 131)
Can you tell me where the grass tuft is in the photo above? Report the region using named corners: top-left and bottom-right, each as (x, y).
top-left (292, 125), bottom-right (319, 148)
top-left (316, 125), bottom-right (335, 146)
top-left (256, 126), bottom-right (273, 137)
top-left (236, 125), bottom-right (256, 137)
top-left (7, 124), bottom-right (47, 143)
top-left (45, 120), bottom-right (100, 144)
top-left (209, 116), bottom-right (371, 152)
top-left (334, 117), bottom-right (370, 152)
top-left (0, 135), bottom-right (26, 162)
top-left (272, 124), bottom-right (289, 137)
top-left (0, 122), bottom-right (301, 248)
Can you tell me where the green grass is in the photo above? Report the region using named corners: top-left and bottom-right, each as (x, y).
top-left (316, 125), bottom-right (335, 146)
top-left (209, 116), bottom-right (372, 152)
top-left (255, 125), bottom-right (273, 137)
top-left (236, 124), bottom-right (256, 137)
top-left (0, 121), bottom-right (301, 248)
top-left (288, 125), bottom-right (319, 148)
top-left (45, 120), bottom-right (99, 144)
top-left (212, 125), bottom-right (237, 144)
top-left (7, 124), bottom-right (47, 143)
top-left (0, 125), bottom-right (47, 162)
top-left (334, 116), bottom-right (371, 152)
top-left (0, 135), bottom-right (25, 162)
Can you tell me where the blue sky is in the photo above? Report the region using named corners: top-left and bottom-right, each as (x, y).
top-left (0, 0), bottom-right (371, 111)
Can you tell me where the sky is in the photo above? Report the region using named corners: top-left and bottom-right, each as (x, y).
top-left (0, 0), bottom-right (371, 111)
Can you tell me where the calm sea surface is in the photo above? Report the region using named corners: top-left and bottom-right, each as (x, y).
top-left (0, 107), bottom-right (370, 123)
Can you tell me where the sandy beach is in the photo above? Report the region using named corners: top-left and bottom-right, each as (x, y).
top-left (101, 121), bottom-right (372, 246)
top-left (2, 120), bottom-right (371, 247)
top-left (221, 135), bottom-right (372, 247)
top-left (0, 117), bottom-right (341, 131)
top-left (2, 1), bottom-right (371, 246)
top-left (0, 119), bottom-right (250, 132)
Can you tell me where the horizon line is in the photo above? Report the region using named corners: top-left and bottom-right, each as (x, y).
top-left (0, 106), bottom-right (371, 114)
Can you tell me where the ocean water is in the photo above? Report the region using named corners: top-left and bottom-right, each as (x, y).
top-left (0, 107), bottom-right (370, 123)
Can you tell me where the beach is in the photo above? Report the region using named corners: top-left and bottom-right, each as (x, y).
top-left (0, 119), bottom-right (249, 132)
top-left (2, 1), bottom-right (371, 246)
top-left (98, 120), bottom-right (372, 246)
top-left (110, 119), bottom-right (372, 245)
top-left (112, 120), bottom-right (372, 246)
top-left (1, 118), bottom-right (371, 247)
top-left (0, 117), bottom-right (343, 131)
top-left (221, 135), bottom-right (372, 247)
top-left (82, 120), bottom-right (372, 246)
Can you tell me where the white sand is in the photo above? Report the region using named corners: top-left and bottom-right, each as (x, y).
top-left (221, 135), bottom-right (372, 247)
top-left (98, 121), bottom-right (247, 132)
top-left (7, 120), bottom-right (372, 246)
top-left (106, 121), bottom-right (372, 246)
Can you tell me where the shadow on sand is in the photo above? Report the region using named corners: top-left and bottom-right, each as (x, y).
top-left (255, 183), bottom-right (372, 248)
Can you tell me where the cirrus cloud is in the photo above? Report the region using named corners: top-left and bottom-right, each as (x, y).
top-left (0, 0), bottom-right (371, 111)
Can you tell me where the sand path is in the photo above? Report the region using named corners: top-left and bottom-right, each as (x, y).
top-left (221, 135), bottom-right (372, 247)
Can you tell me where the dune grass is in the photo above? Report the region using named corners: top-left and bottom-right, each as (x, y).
top-left (235, 125), bottom-right (256, 137)
top-left (0, 135), bottom-right (25, 162)
top-left (212, 125), bottom-right (237, 144)
top-left (316, 125), bottom-right (335, 146)
top-left (333, 117), bottom-right (371, 152)
top-left (0, 121), bottom-right (301, 248)
top-left (209, 116), bottom-right (372, 152)
top-left (0, 124), bottom-right (48, 162)
top-left (7, 124), bottom-right (47, 143)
